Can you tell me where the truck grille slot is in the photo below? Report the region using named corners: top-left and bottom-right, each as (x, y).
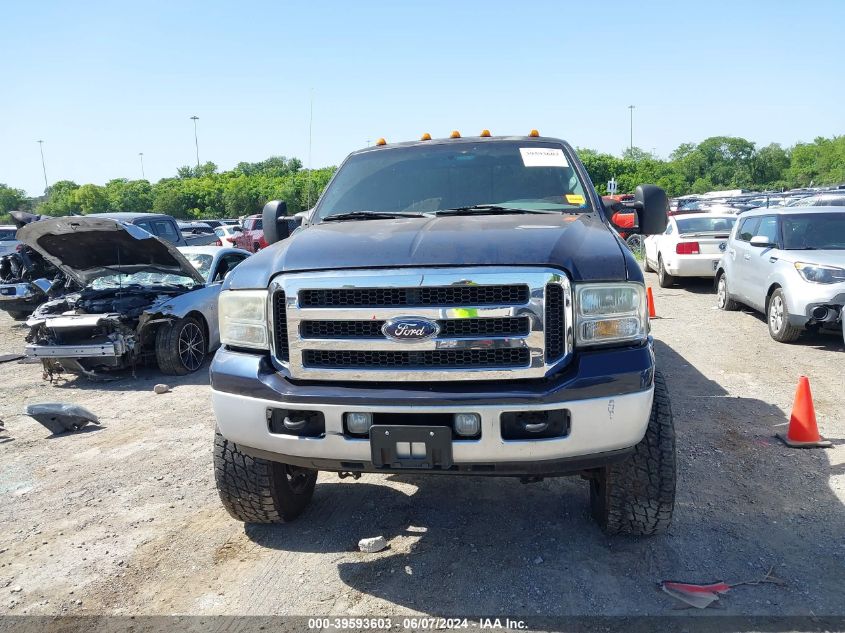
top-left (300, 317), bottom-right (531, 339)
top-left (273, 291), bottom-right (289, 361)
top-left (270, 268), bottom-right (572, 381)
top-left (303, 348), bottom-right (530, 369)
top-left (544, 284), bottom-right (565, 362)
top-left (299, 285), bottom-right (529, 308)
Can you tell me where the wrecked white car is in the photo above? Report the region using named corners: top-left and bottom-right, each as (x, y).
top-left (18, 217), bottom-right (250, 378)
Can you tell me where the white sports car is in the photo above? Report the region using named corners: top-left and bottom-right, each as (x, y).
top-left (643, 213), bottom-right (737, 287)
top-left (18, 217), bottom-right (250, 377)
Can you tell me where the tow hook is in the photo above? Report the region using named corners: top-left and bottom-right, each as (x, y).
top-left (519, 475), bottom-right (544, 484)
top-left (338, 471), bottom-right (362, 480)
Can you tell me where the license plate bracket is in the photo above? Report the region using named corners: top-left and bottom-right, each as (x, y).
top-left (370, 425), bottom-right (453, 470)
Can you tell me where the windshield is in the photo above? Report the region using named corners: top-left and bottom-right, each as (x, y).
top-left (314, 141), bottom-right (591, 221)
top-left (782, 213), bottom-right (845, 250)
top-left (676, 216), bottom-right (736, 233)
top-left (183, 253), bottom-right (213, 280)
top-left (0, 229), bottom-right (17, 241)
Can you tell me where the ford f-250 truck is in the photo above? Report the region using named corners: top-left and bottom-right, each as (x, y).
top-left (211, 132), bottom-right (674, 535)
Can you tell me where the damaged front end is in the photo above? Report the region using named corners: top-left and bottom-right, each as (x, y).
top-left (25, 287), bottom-right (184, 379)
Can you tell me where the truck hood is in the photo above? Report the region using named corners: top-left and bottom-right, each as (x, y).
top-left (227, 213), bottom-right (628, 289)
top-left (17, 217), bottom-right (206, 286)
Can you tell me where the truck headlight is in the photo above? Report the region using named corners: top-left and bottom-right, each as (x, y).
top-left (219, 290), bottom-right (269, 349)
top-left (794, 262), bottom-right (845, 284)
top-left (575, 283), bottom-right (647, 346)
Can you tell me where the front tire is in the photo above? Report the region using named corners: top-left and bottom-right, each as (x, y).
top-left (214, 430), bottom-right (318, 523)
top-left (155, 316), bottom-right (208, 375)
top-left (7, 310), bottom-right (30, 321)
top-left (767, 288), bottom-right (801, 343)
top-left (716, 273), bottom-right (740, 311)
top-left (657, 256), bottom-right (675, 288)
top-left (589, 371), bottom-right (676, 536)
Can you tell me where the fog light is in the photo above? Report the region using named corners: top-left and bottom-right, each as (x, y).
top-left (454, 413), bottom-right (481, 437)
top-left (345, 412), bottom-right (373, 435)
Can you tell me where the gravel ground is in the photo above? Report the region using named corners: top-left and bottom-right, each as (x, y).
top-left (0, 273), bottom-right (843, 618)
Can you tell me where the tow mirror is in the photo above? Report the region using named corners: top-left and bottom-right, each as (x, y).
top-left (633, 185), bottom-right (669, 235)
top-left (262, 200), bottom-right (289, 245)
top-left (750, 235), bottom-right (774, 248)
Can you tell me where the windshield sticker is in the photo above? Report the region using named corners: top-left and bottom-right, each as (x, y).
top-left (519, 147), bottom-right (569, 168)
top-left (565, 194), bottom-right (586, 205)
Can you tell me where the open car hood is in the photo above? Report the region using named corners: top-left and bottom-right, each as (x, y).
top-left (17, 217), bottom-right (206, 286)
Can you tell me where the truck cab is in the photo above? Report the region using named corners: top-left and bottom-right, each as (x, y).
top-left (210, 133), bottom-right (673, 535)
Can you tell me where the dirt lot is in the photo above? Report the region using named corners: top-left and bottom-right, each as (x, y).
top-left (0, 273), bottom-right (843, 618)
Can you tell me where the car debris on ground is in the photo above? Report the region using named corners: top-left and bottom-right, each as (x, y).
top-left (660, 567), bottom-right (785, 609)
top-left (24, 403), bottom-right (101, 435)
top-left (358, 536), bottom-right (388, 553)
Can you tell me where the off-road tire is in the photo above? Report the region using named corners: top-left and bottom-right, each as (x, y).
top-left (7, 310), bottom-right (30, 321)
top-left (155, 316), bottom-right (207, 375)
top-left (716, 272), bottom-right (740, 311)
top-left (767, 288), bottom-right (801, 343)
top-left (590, 371), bottom-right (676, 536)
top-left (214, 430), bottom-right (318, 523)
top-left (657, 256), bottom-right (675, 288)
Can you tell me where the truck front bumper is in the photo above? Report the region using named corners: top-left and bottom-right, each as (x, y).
top-left (210, 342), bottom-right (655, 475)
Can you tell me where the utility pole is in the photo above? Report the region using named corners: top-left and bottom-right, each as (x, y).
top-left (628, 105), bottom-right (635, 154)
top-left (37, 140), bottom-right (49, 192)
top-left (307, 91), bottom-right (314, 209)
top-left (139, 152), bottom-right (146, 179)
top-left (190, 115), bottom-right (200, 169)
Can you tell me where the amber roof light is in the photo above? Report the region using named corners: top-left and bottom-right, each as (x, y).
top-left (450, 130), bottom-right (461, 138)
top-left (480, 129), bottom-right (491, 137)
top-left (420, 133), bottom-right (432, 140)
top-left (529, 129), bottom-right (540, 137)
top-left (375, 138), bottom-right (386, 146)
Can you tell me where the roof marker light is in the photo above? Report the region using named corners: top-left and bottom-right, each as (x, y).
top-left (529, 129), bottom-right (540, 137)
top-left (375, 138), bottom-right (387, 146)
top-left (420, 133), bottom-right (432, 140)
top-left (480, 129), bottom-right (491, 137)
top-left (450, 130), bottom-right (461, 138)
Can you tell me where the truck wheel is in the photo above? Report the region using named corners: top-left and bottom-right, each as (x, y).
top-left (214, 430), bottom-right (317, 523)
top-left (716, 273), bottom-right (740, 311)
top-left (589, 371), bottom-right (676, 536)
top-left (156, 316), bottom-right (207, 375)
top-left (767, 288), bottom-right (801, 343)
top-left (657, 256), bottom-right (675, 288)
top-left (7, 310), bottom-right (30, 321)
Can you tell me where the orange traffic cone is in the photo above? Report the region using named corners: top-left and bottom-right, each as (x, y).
top-left (646, 287), bottom-right (657, 318)
top-left (777, 376), bottom-right (832, 448)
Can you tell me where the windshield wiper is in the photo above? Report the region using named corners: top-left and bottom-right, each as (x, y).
top-left (435, 205), bottom-right (553, 216)
top-left (322, 211), bottom-right (427, 222)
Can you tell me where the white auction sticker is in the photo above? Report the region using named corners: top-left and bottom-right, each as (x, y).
top-left (519, 147), bottom-right (569, 167)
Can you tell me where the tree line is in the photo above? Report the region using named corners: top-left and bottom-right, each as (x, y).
top-left (1, 134), bottom-right (843, 223)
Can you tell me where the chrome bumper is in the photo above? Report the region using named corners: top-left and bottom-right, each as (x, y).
top-left (212, 386), bottom-right (653, 465)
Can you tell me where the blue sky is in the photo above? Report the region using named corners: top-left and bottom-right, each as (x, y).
top-left (2, 0), bottom-right (843, 196)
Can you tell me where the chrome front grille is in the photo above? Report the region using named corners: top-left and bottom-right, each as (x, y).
top-left (269, 267), bottom-right (573, 382)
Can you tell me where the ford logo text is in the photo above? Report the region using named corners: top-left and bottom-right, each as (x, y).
top-left (382, 317), bottom-right (440, 342)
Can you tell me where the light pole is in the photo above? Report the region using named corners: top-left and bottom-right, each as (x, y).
top-left (190, 116), bottom-right (200, 169)
top-left (139, 152), bottom-right (146, 179)
top-left (37, 140), bottom-right (49, 192)
top-left (628, 105), bottom-right (635, 154)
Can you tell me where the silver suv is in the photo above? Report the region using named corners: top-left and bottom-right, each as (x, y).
top-left (715, 207), bottom-right (845, 342)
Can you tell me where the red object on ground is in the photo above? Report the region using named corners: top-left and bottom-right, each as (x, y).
top-left (778, 376), bottom-right (832, 448)
top-left (647, 287), bottom-right (656, 318)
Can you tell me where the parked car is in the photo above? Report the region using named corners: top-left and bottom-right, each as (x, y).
top-left (644, 213), bottom-right (737, 287)
top-left (786, 192), bottom-right (845, 207)
top-left (86, 212), bottom-right (216, 247)
top-left (210, 132), bottom-right (675, 535)
top-left (214, 224), bottom-right (244, 246)
top-left (0, 212), bottom-right (76, 320)
top-left (234, 215), bottom-right (266, 252)
top-left (716, 207), bottom-right (845, 342)
top-left (0, 225), bottom-right (18, 257)
top-left (177, 221), bottom-right (221, 246)
top-left (18, 216), bottom-right (250, 377)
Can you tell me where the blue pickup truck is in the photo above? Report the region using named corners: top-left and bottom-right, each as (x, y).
top-left (210, 133), bottom-right (674, 535)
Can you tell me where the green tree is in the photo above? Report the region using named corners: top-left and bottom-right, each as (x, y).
top-left (37, 180), bottom-right (81, 216)
top-left (0, 184), bottom-right (26, 214)
top-left (74, 184), bottom-right (109, 214)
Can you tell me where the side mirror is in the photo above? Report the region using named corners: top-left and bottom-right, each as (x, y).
top-left (262, 200), bottom-right (289, 245)
top-left (750, 235), bottom-right (774, 248)
top-left (633, 185), bottom-right (669, 235)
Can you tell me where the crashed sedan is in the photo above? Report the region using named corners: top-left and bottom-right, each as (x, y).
top-left (18, 216), bottom-right (249, 378)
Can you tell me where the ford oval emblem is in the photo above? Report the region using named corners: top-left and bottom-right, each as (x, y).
top-left (382, 317), bottom-right (440, 342)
